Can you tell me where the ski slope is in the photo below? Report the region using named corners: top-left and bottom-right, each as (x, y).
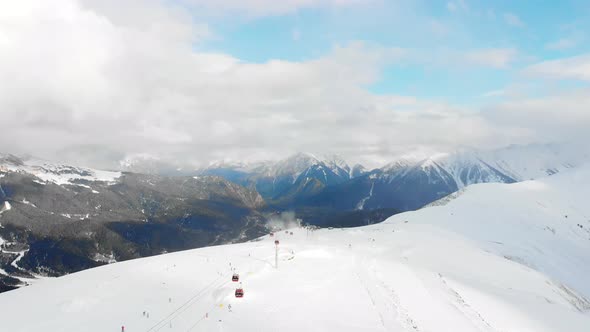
top-left (1, 168), bottom-right (590, 331)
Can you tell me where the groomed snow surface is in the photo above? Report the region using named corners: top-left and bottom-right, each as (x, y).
top-left (1, 167), bottom-right (590, 331)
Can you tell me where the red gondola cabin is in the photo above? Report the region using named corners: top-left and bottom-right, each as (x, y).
top-left (232, 274), bottom-right (239, 282)
top-left (235, 288), bottom-right (244, 298)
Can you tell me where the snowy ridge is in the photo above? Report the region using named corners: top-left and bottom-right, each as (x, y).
top-left (432, 151), bottom-right (513, 188)
top-left (1, 165), bottom-right (589, 331)
top-left (381, 157), bottom-right (421, 183)
top-left (378, 143), bottom-right (590, 189)
top-left (259, 152), bottom-right (353, 183)
top-left (0, 154), bottom-right (121, 187)
top-left (200, 144), bottom-right (586, 210)
top-left (386, 165), bottom-right (590, 306)
top-left (205, 152), bottom-right (355, 182)
top-left (423, 188), bottom-right (467, 207)
top-left (477, 143), bottom-right (588, 181)
top-left (200, 152), bottom-right (359, 200)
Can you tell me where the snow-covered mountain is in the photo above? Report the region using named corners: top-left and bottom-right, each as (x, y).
top-left (200, 153), bottom-right (364, 200)
top-left (0, 153), bottom-right (122, 188)
top-left (380, 143), bottom-right (587, 190)
top-left (2, 143), bottom-right (587, 293)
top-left (199, 143), bottom-right (589, 212)
top-left (0, 154), bottom-right (268, 292)
top-left (1, 164), bottom-right (588, 331)
top-left (305, 143), bottom-right (590, 212)
top-left (476, 143), bottom-right (589, 181)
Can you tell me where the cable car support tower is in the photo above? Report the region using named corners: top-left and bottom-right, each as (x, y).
top-left (274, 239), bottom-right (279, 269)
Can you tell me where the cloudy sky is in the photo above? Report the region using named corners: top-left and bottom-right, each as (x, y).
top-left (1, 0), bottom-right (589, 169)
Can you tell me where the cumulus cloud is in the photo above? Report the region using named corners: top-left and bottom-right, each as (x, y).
top-left (524, 54), bottom-right (590, 81)
top-left (464, 48), bottom-right (518, 68)
top-left (484, 88), bottom-right (590, 144)
top-left (0, 0), bottom-right (587, 170)
top-left (407, 48), bottom-right (519, 70)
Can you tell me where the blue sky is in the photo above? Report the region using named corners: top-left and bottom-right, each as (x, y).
top-left (200, 0), bottom-right (590, 104)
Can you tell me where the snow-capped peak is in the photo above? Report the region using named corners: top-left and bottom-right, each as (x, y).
top-left (381, 151), bottom-right (432, 172)
top-left (201, 152), bottom-right (361, 183)
top-left (321, 154), bottom-right (349, 169)
top-left (377, 143), bottom-right (590, 189)
top-left (1, 155), bottom-right (122, 187)
top-left (269, 153), bottom-right (322, 180)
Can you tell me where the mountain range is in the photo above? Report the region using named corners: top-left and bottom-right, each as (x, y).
top-left (2, 157), bottom-right (589, 331)
top-left (1, 142), bottom-right (588, 293)
top-left (0, 154), bottom-right (267, 292)
top-left (199, 143), bottom-right (589, 212)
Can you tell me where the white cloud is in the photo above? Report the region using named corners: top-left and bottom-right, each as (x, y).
top-left (0, 0), bottom-right (585, 169)
top-left (0, 0), bottom-right (419, 168)
top-left (464, 48), bottom-right (517, 68)
top-left (524, 54), bottom-right (590, 81)
top-left (485, 88), bottom-right (590, 145)
top-left (504, 12), bottom-right (524, 27)
top-left (180, 0), bottom-right (367, 17)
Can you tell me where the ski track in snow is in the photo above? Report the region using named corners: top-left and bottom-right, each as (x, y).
top-left (0, 224), bottom-right (588, 331)
top-left (146, 273), bottom-right (229, 332)
top-left (1, 166), bottom-right (590, 331)
top-left (436, 273), bottom-right (498, 332)
top-left (354, 270), bottom-right (387, 330)
top-left (355, 258), bottom-right (421, 332)
top-left (376, 280), bottom-right (420, 332)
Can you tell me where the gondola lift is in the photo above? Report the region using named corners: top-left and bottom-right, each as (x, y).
top-left (232, 273), bottom-right (239, 282)
top-left (235, 288), bottom-right (244, 298)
